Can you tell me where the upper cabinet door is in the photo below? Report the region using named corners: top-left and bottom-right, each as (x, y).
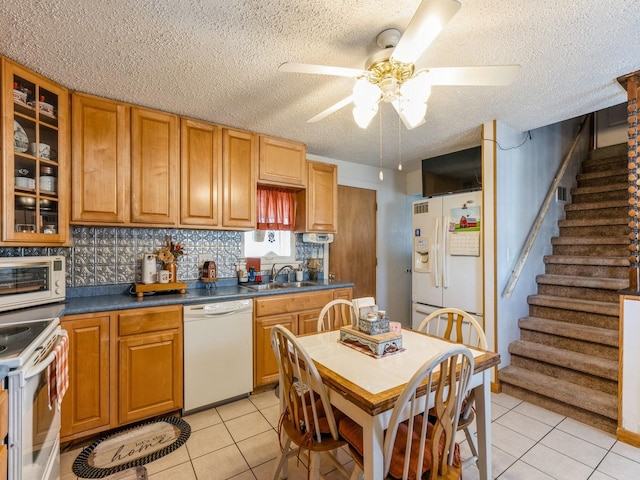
top-left (296, 160), bottom-right (338, 233)
top-left (2, 58), bottom-right (69, 245)
top-left (258, 135), bottom-right (306, 188)
top-left (130, 107), bottom-right (179, 225)
top-left (222, 128), bottom-right (257, 228)
top-left (71, 93), bottom-right (130, 224)
top-left (180, 118), bottom-right (222, 227)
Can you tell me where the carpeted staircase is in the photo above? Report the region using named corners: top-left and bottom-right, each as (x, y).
top-left (499, 143), bottom-right (629, 434)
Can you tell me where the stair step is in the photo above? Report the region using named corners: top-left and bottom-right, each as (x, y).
top-left (499, 365), bottom-right (617, 420)
top-left (551, 236), bottom-right (627, 245)
top-left (544, 255), bottom-right (630, 266)
top-left (586, 143), bottom-right (627, 161)
top-left (571, 184), bottom-right (627, 196)
top-left (581, 158), bottom-right (628, 174)
top-left (576, 168), bottom-right (627, 182)
top-left (557, 217), bottom-right (629, 237)
top-left (519, 316), bottom-right (618, 346)
top-left (558, 218), bottom-right (628, 228)
top-left (570, 184), bottom-right (628, 203)
top-left (536, 274), bottom-right (627, 290)
top-left (527, 294), bottom-right (618, 316)
top-left (508, 340), bottom-right (618, 381)
top-left (564, 199), bottom-right (628, 212)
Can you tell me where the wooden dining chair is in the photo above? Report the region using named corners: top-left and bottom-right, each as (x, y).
top-left (317, 299), bottom-right (357, 331)
top-left (416, 307), bottom-right (487, 468)
top-left (270, 325), bottom-right (350, 480)
top-left (339, 345), bottom-right (475, 480)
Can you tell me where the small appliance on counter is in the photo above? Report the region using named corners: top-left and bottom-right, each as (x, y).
top-left (134, 253), bottom-right (187, 297)
top-left (0, 256), bottom-right (68, 480)
top-left (141, 253), bottom-right (157, 284)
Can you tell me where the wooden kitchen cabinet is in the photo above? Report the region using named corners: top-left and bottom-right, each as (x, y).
top-left (130, 107), bottom-right (180, 225)
top-left (71, 92), bottom-right (130, 224)
top-left (333, 287), bottom-right (353, 301)
top-left (296, 160), bottom-right (338, 233)
top-left (61, 312), bottom-right (112, 441)
top-left (61, 305), bottom-right (182, 442)
top-left (117, 305), bottom-right (183, 424)
top-left (222, 128), bottom-right (257, 228)
top-left (254, 313), bottom-right (297, 387)
top-left (253, 289), bottom-right (334, 387)
top-left (180, 118), bottom-right (222, 227)
top-left (1, 57), bottom-right (70, 245)
top-left (258, 135), bottom-right (306, 188)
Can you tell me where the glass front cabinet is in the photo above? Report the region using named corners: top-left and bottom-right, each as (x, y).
top-left (2, 58), bottom-right (69, 245)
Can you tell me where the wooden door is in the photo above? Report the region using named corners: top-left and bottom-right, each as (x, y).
top-left (61, 314), bottom-right (112, 440)
top-left (298, 308), bottom-right (323, 336)
top-left (258, 135), bottom-right (306, 187)
top-left (130, 107), bottom-right (179, 225)
top-left (118, 329), bottom-right (183, 424)
top-left (180, 118), bottom-right (221, 226)
top-left (297, 161), bottom-right (337, 232)
top-left (330, 186), bottom-right (377, 300)
top-left (222, 128), bottom-right (257, 228)
top-left (71, 93), bottom-right (130, 224)
top-left (254, 313), bottom-right (297, 388)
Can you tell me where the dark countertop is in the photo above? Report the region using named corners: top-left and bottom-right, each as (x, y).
top-left (62, 280), bottom-right (354, 316)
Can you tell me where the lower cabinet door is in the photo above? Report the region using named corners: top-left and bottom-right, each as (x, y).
top-left (254, 314), bottom-right (297, 388)
top-left (61, 314), bottom-right (111, 440)
top-left (118, 330), bottom-right (183, 424)
top-left (297, 309), bottom-right (323, 336)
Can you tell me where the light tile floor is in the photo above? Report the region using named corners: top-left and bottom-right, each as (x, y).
top-left (61, 390), bottom-right (640, 480)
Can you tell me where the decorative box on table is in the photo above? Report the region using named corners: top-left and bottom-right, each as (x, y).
top-left (339, 325), bottom-right (402, 357)
top-left (357, 314), bottom-right (389, 335)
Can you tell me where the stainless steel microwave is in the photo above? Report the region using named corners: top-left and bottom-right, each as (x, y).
top-left (0, 256), bottom-right (65, 312)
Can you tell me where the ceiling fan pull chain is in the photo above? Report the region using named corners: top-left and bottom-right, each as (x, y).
top-left (398, 115), bottom-right (403, 171)
top-left (379, 110), bottom-right (384, 181)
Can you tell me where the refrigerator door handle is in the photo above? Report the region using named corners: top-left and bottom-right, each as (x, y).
top-left (433, 216), bottom-right (440, 288)
top-left (442, 215), bottom-right (449, 289)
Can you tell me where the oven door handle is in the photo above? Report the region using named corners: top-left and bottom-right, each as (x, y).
top-left (24, 331), bottom-right (68, 380)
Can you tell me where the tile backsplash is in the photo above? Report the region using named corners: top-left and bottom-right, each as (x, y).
top-left (0, 226), bottom-right (322, 288)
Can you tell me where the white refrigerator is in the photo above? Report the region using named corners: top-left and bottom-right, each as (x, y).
top-left (411, 191), bottom-right (483, 329)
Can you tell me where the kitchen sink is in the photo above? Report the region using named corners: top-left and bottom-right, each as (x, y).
top-left (278, 281), bottom-right (318, 288)
top-left (241, 283), bottom-right (284, 291)
top-left (240, 281), bottom-right (318, 291)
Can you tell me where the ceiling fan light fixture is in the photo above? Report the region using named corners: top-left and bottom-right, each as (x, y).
top-left (400, 71), bottom-right (431, 102)
top-left (352, 78), bottom-right (380, 106)
top-left (353, 103), bottom-right (379, 129)
top-left (393, 98), bottom-right (427, 129)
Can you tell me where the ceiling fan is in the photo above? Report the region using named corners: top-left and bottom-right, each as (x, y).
top-left (279, 0), bottom-right (520, 130)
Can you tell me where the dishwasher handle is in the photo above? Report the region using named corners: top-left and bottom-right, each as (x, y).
top-left (183, 302), bottom-right (253, 319)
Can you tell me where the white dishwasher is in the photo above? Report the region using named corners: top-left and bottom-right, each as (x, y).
top-left (183, 299), bottom-right (253, 413)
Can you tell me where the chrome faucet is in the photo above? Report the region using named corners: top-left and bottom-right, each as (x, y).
top-left (271, 264), bottom-right (294, 283)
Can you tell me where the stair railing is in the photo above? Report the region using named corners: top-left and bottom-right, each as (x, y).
top-left (503, 114), bottom-right (592, 298)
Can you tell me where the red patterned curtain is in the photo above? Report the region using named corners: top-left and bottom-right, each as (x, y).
top-left (256, 186), bottom-right (296, 231)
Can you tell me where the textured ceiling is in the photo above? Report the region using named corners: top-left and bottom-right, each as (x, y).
top-left (1, 0), bottom-right (637, 172)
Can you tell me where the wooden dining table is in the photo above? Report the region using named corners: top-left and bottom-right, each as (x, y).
top-left (296, 328), bottom-right (500, 480)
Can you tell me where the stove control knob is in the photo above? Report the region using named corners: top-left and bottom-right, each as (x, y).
top-left (55, 279), bottom-right (61, 287)
top-left (55, 287), bottom-right (62, 294)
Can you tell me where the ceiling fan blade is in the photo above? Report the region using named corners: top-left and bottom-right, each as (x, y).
top-left (308, 95), bottom-right (354, 123)
top-left (425, 65), bottom-right (521, 86)
top-left (279, 62), bottom-right (365, 78)
top-left (391, 0), bottom-right (461, 64)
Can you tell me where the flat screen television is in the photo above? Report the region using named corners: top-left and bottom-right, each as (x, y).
top-left (421, 146), bottom-right (482, 197)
